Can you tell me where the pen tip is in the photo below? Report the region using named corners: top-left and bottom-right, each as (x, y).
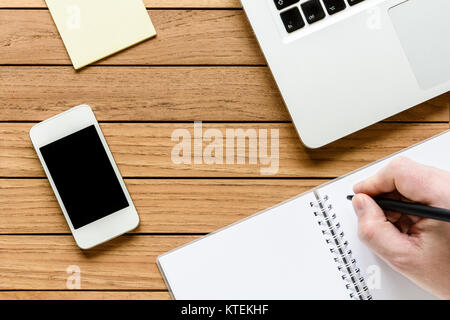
top-left (347, 195), bottom-right (354, 201)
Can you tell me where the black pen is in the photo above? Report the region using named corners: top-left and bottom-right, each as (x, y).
top-left (347, 195), bottom-right (450, 223)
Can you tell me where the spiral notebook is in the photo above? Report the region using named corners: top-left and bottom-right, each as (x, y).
top-left (158, 130), bottom-right (450, 300)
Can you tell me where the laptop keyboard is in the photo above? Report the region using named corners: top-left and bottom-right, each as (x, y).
top-left (276, 0), bottom-right (365, 33)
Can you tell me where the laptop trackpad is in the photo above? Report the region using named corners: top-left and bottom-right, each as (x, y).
top-left (389, 0), bottom-right (450, 90)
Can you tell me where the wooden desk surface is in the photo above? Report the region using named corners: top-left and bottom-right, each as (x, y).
top-left (0, 0), bottom-right (448, 300)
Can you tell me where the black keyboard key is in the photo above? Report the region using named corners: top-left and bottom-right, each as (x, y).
top-left (323, 0), bottom-right (346, 15)
top-left (273, 0), bottom-right (299, 11)
top-left (347, 0), bottom-right (365, 6)
top-left (301, 0), bottom-right (326, 24)
top-left (280, 7), bottom-right (305, 33)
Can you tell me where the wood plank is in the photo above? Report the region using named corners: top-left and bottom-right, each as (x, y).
top-left (0, 66), bottom-right (287, 122)
top-left (0, 235), bottom-right (196, 289)
top-left (387, 92), bottom-right (449, 122)
top-left (0, 0), bottom-right (241, 9)
top-left (0, 10), bottom-right (262, 65)
top-left (0, 67), bottom-right (448, 122)
top-left (0, 291), bottom-right (171, 300)
top-left (0, 179), bottom-right (322, 234)
top-left (0, 123), bottom-right (447, 178)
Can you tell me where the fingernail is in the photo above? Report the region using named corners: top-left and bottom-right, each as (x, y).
top-left (352, 195), bottom-right (365, 216)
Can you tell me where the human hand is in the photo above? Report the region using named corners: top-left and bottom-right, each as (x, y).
top-left (352, 156), bottom-right (450, 299)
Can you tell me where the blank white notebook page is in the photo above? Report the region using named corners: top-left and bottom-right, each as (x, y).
top-left (317, 131), bottom-right (450, 299)
top-left (158, 192), bottom-right (350, 299)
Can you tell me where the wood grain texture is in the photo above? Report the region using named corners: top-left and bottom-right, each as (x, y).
top-left (0, 67), bottom-right (448, 122)
top-left (0, 0), bottom-right (241, 8)
top-left (0, 235), bottom-right (196, 289)
top-left (0, 0), bottom-right (448, 300)
top-left (385, 93), bottom-right (449, 122)
top-left (0, 179), bottom-right (323, 234)
top-left (0, 122), bottom-right (447, 178)
top-left (0, 291), bottom-right (171, 300)
top-left (0, 10), bottom-right (262, 65)
top-left (0, 66), bottom-right (287, 122)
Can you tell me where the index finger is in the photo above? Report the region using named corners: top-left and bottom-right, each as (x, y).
top-left (353, 156), bottom-right (448, 206)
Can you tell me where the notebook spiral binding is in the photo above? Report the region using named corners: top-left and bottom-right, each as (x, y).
top-left (311, 191), bottom-right (372, 300)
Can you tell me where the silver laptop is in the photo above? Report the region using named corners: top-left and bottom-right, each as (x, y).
top-left (241, 0), bottom-right (450, 148)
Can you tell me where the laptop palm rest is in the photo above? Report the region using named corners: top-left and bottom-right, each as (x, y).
top-left (389, 0), bottom-right (450, 90)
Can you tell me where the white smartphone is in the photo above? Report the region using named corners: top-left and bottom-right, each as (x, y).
top-left (30, 105), bottom-right (139, 249)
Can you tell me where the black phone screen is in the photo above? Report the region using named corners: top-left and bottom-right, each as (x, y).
top-left (40, 125), bottom-right (129, 229)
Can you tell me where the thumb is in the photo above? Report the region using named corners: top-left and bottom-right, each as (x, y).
top-left (352, 194), bottom-right (411, 262)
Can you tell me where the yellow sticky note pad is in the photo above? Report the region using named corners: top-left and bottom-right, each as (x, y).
top-left (46, 0), bottom-right (157, 69)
